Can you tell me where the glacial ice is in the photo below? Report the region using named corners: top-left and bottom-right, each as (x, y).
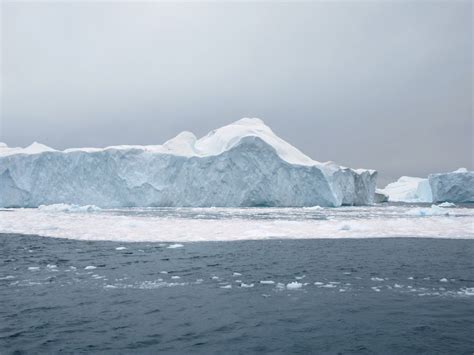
top-left (429, 169), bottom-right (474, 203)
top-left (381, 168), bottom-right (473, 203)
top-left (379, 176), bottom-right (433, 203)
top-left (0, 118), bottom-right (377, 208)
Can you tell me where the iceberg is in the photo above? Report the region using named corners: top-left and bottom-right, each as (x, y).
top-left (0, 118), bottom-right (377, 207)
top-left (381, 168), bottom-right (473, 203)
top-left (379, 176), bottom-right (433, 203)
top-left (429, 168), bottom-right (474, 203)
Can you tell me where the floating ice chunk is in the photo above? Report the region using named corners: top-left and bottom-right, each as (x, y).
top-left (458, 287), bottom-right (474, 296)
top-left (394, 284), bottom-right (403, 288)
top-left (371, 277), bottom-right (384, 282)
top-left (406, 205), bottom-right (451, 217)
top-left (84, 266), bottom-right (97, 270)
top-left (303, 206), bottom-right (323, 210)
top-left (286, 282), bottom-right (303, 290)
top-left (320, 284), bottom-right (337, 288)
top-left (160, 271), bottom-right (168, 274)
top-left (295, 275), bottom-right (305, 280)
top-left (371, 287), bottom-right (381, 292)
top-left (220, 285), bottom-right (232, 289)
top-left (46, 264), bottom-right (57, 269)
top-left (339, 289), bottom-right (346, 292)
top-left (167, 244), bottom-right (184, 249)
top-left (232, 272), bottom-right (242, 276)
top-left (260, 280), bottom-right (275, 285)
top-left (276, 283), bottom-right (286, 290)
top-left (439, 278), bottom-right (448, 282)
top-left (28, 267), bottom-right (40, 271)
top-left (314, 282), bottom-right (324, 286)
top-left (39, 204), bottom-right (101, 212)
top-left (240, 283), bottom-right (254, 288)
top-left (171, 276), bottom-right (180, 279)
top-left (115, 247), bottom-right (127, 250)
top-left (437, 202), bottom-right (456, 208)
top-left (211, 276), bottom-right (219, 280)
top-left (408, 276), bottom-right (414, 280)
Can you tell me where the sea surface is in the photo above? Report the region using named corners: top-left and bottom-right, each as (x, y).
top-left (1, 234), bottom-right (473, 354)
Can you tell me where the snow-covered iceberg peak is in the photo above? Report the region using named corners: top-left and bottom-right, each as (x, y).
top-left (192, 118), bottom-right (317, 166)
top-left (0, 141), bottom-right (56, 157)
top-left (0, 118), bottom-right (377, 208)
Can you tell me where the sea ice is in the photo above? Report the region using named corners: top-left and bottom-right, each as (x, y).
top-left (371, 277), bottom-right (384, 281)
top-left (240, 283), bottom-right (254, 288)
top-left (286, 282), bottom-right (303, 290)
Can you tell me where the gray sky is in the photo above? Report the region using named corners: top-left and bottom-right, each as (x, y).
top-left (1, 1), bottom-right (472, 186)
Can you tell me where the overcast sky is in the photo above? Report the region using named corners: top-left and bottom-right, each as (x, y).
top-left (1, 1), bottom-right (472, 186)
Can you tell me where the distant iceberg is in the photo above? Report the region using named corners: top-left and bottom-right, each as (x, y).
top-left (380, 168), bottom-right (473, 203)
top-left (429, 168), bottom-right (474, 203)
top-left (379, 176), bottom-right (433, 203)
top-left (0, 118), bottom-right (377, 207)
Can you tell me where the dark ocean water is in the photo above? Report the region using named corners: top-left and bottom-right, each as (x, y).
top-left (0, 234), bottom-right (473, 354)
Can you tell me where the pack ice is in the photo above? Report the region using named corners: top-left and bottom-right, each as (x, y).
top-left (380, 168), bottom-right (474, 203)
top-left (0, 118), bottom-right (377, 208)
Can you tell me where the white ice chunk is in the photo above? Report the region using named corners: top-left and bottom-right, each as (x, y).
top-left (286, 282), bottom-right (303, 290)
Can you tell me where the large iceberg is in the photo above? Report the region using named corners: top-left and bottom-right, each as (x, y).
top-left (429, 168), bottom-right (474, 203)
top-left (379, 176), bottom-right (433, 203)
top-left (381, 168), bottom-right (473, 203)
top-left (0, 118), bottom-right (377, 208)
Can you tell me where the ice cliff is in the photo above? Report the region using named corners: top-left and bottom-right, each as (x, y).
top-left (429, 168), bottom-right (474, 203)
top-left (379, 176), bottom-right (433, 203)
top-left (0, 118), bottom-right (377, 208)
top-left (380, 168), bottom-right (473, 203)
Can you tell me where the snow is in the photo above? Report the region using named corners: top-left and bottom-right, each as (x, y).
top-left (0, 205), bottom-right (472, 242)
top-left (379, 176), bottom-right (432, 203)
top-left (429, 169), bottom-right (474, 203)
top-left (0, 118), bottom-right (377, 208)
